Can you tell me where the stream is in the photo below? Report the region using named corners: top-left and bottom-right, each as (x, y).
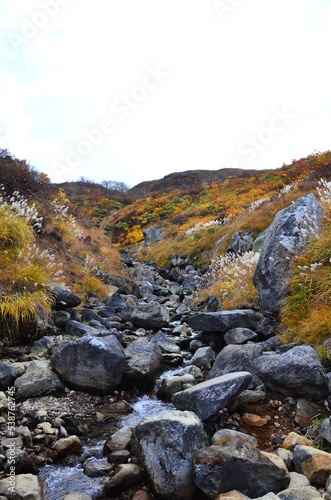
top-left (39, 369), bottom-right (180, 499)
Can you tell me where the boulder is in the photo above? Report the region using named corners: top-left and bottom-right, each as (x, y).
top-left (189, 346), bottom-right (215, 369)
top-left (150, 330), bottom-right (181, 354)
top-left (295, 399), bottom-right (323, 429)
top-left (252, 346), bottom-right (329, 400)
top-left (224, 327), bottom-right (258, 345)
top-left (52, 435), bottom-right (83, 458)
top-left (282, 432), bottom-right (315, 451)
top-left (134, 410), bottom-right (208, 500)
top-left (157, 374), bottom-right (196, 399)
top-left (227, 231), bottom-right (254, 255)
top-left (277, 486), bottom-right (322, 499)
top-left (0, 473), bottom-right (42, 500)
top-left (253, 194), bottom-right (324, 317)
top-left (294, 445), bottom-right (331, 486)
top-left (65, 320), bottom-right (95, 337)
top-left (189, 309), bottom-right (263, 333)
top-left (171, 372), bottom-right (252, 420)
top-left (103, 464), bottom-right (144, 497)
top-left (51, 335), bottom-right (126, 394)
top-left (207, 343), bottom-right (264, 385)
top-left (103, 426), bottom-right (134, 454)
top-left (122, 339), bottom-right (164, 390)
top-left (52, 310), bottom-right (71, 328)
top-left (84, 460), bottom-right (113, 477)
top-left (15, 360), bottom-right (63, 400)
top-left (104, 292), bottom-right (127, 310)
top-left (211, 429), bottom-right (257, 447)
top-left (50, 284), bottom-right (82, 308)
top-left (99, 272), bottom-right (139, 296)
top-left (193, 440), bottom-right (290, 498)
top-left (0, 363), bottom-right (18, 391)
top-left (121, 301), bottom-right (170, 329)
top-left (143, 226), bottom-right (164, 246)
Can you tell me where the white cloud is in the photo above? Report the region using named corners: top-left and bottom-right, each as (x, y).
top-left (0, 0), bottom-right (330, 187)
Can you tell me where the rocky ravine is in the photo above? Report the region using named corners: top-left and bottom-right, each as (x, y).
top-left (1, 194), bottom-right (331, 500)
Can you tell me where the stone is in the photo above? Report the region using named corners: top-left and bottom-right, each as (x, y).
top-left (171, 372), bottom-right (252, 420)
top-left (150, 330), bottom-right (181, 353)
top-left (5, 449), bottom-right (34, 474)
top-left (216, 492), bottom-right (250, 500)
top-left (63, 494), bottom-right (92, 500)
top-left (178, 365), bottom-right (203, 381)
top-left (276, 449), bottom-right (294, 469)
top-left (295, 399), bottom-right (323, 429)
top-left (52, 435), bottom-right (82, 458)
top-left (189, 309), bottom-right (263, 333)
top-left (319, 417), bottom-right (331, 444)
top-left (83, 460), bottom-right (113, 477)
top-left (282, 432), bottom-right (315, 451)
top-left (134, 410), bottom-right (208, 499)
top-left (211, 429), bottom-right (257, 447)
top-left (253, 194), bottom-right (324, 317)
top-left (103, 464), bottom-right (144, 497)
top-left (122, 339), bottom-right (164, 390)
top-left (189, 346), bottom-right (215, 369)
top-left (103, 426), bottom-right (134, 454)
top-left (0, 363), bottom-right (18, 391)
top-left (193, 440), bottom-right (290, 498)
top-left (15, 360), bottom-right (63, 400)
top-left (121, 301), bottom-right (170, 329)
top-left (143, 226), bottom-right (164, 246)
top-left (204, 295), bottom-right (219, 312)
top-left (207, 343), bottom-right (264, 385)
top-left (157, 374), bottom-right (196, 399)
top-left (0, 473), bottom-right (42, 500)
top-left (108, 449), bottom-right (131, 464)
top-left (50, 284), bottom-right (82, 308)
top-left (100, 272), bottom-right (139, 295)
top-left (294, 445), bottom-right (331, 486)
top-left (53, 310), bottom-right (71, 328)
top-left (242, 413), bottom-right (269, 427)
top-left (252, 346), bottom-right (329, 400)
top-left (224, 327), bottom-right (258, 345)
top-left (139, 280), bottom-right (154, 298)
top-left (65, 320), bottom-right (95, 337)
top-left (104, 292), bottom-right (127, 310)
top-left (51, 335), bottom-right (126, 394)
top-left (277, 486), bottom-right (322, 499)
top-left (227, 231), bottom-right (254, 255)
top-left (288, 471), bottom-right (311, 488)
top-left (32, 336), bottom-right (56, 355)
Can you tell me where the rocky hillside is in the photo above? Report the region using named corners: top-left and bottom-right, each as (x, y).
top-left (0, 149), bottom-right (331, 499)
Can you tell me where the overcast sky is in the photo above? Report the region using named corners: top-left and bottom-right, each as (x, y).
top-left (0, 0), bottom-right (330, 187)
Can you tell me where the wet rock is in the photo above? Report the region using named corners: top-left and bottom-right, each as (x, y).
top-left (189, 346), bottom-right (215, 369)
top-left (171, 372), bottom-right (252, 420)
top-left (0, 473), bottom-right (43, 500)
top-left (253, 194), bottom-right (324, 317)
top-left (134, 410), bottom-right (208, 499)
top-left (50, 284), bottom-right (82, 309)
top-left (83, 459), bottom-right (113, 477)
top-left (103, 464), bottom-right (144, 497)
top-left (121, 301), bottom-right (170, 329)
top-left (162, 353), bottom-right (183, 366)
top-left (157, 374), bottom-right (196, 399)
top-left (252, 346), bottom-right (329, 400)
top-left (150, 330), bottom-right (181, 354)
top-left (189, 309), bottom-right (263, 333)
top-left (0, 363), bottom-right (18, 390)
top-left (15, 360), bottom-right (63, 400)
top-left (122, 339), bottom-right (164, 390)
top-left (193, 440), bottom-right (290, 498)
top-left (108, 450), bottom-right (131, 464)
top-left (51, 335), bottom-right (126, 394)
top-left (294, 445), bottom-right (331, 486)
top-left (103, 426), bottom-right (134, 454)
top-left (178, 365), bottom-right (203, 381)
top-left (207, 343), bottom-right (264, 385)
top-left (52, 435), bottom-right (82, 458)
top-left (224, 327), bottom-right (258, 345)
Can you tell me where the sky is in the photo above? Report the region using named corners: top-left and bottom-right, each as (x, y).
top-left (0, 0), bottom-right (330, 188)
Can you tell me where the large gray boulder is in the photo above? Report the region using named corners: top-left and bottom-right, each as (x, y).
top-left (122, 339), bottom-right (164, 390)
top-left (171, 372), bottom-right (252, 420)
top-left (150, 330), bottom-right (181, 354)
top-left (227, 230), bottom-right (254, 255)
top-left (207, 343), bottom-right (264, 385)
top-left (189, 309), bottom-right (263, 333)
top-left (193, 439), bottom-right (290, 498)
top-left (50, 284), bottom-right (82, 308)
top-left (15, 361), bottom-right (63, 400)
top-left (0, 363), bottom-right (18, 390)
top-left (121, 301), bottom-right (170, 329)
top-left (134, 410), bottom-right (208, 499)
top-left (51, 335), bottom-right (126, 394)
top-left (253, 194), bottom-right (324, 317)
top-left (252, 345), bottom-right (329, 401)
